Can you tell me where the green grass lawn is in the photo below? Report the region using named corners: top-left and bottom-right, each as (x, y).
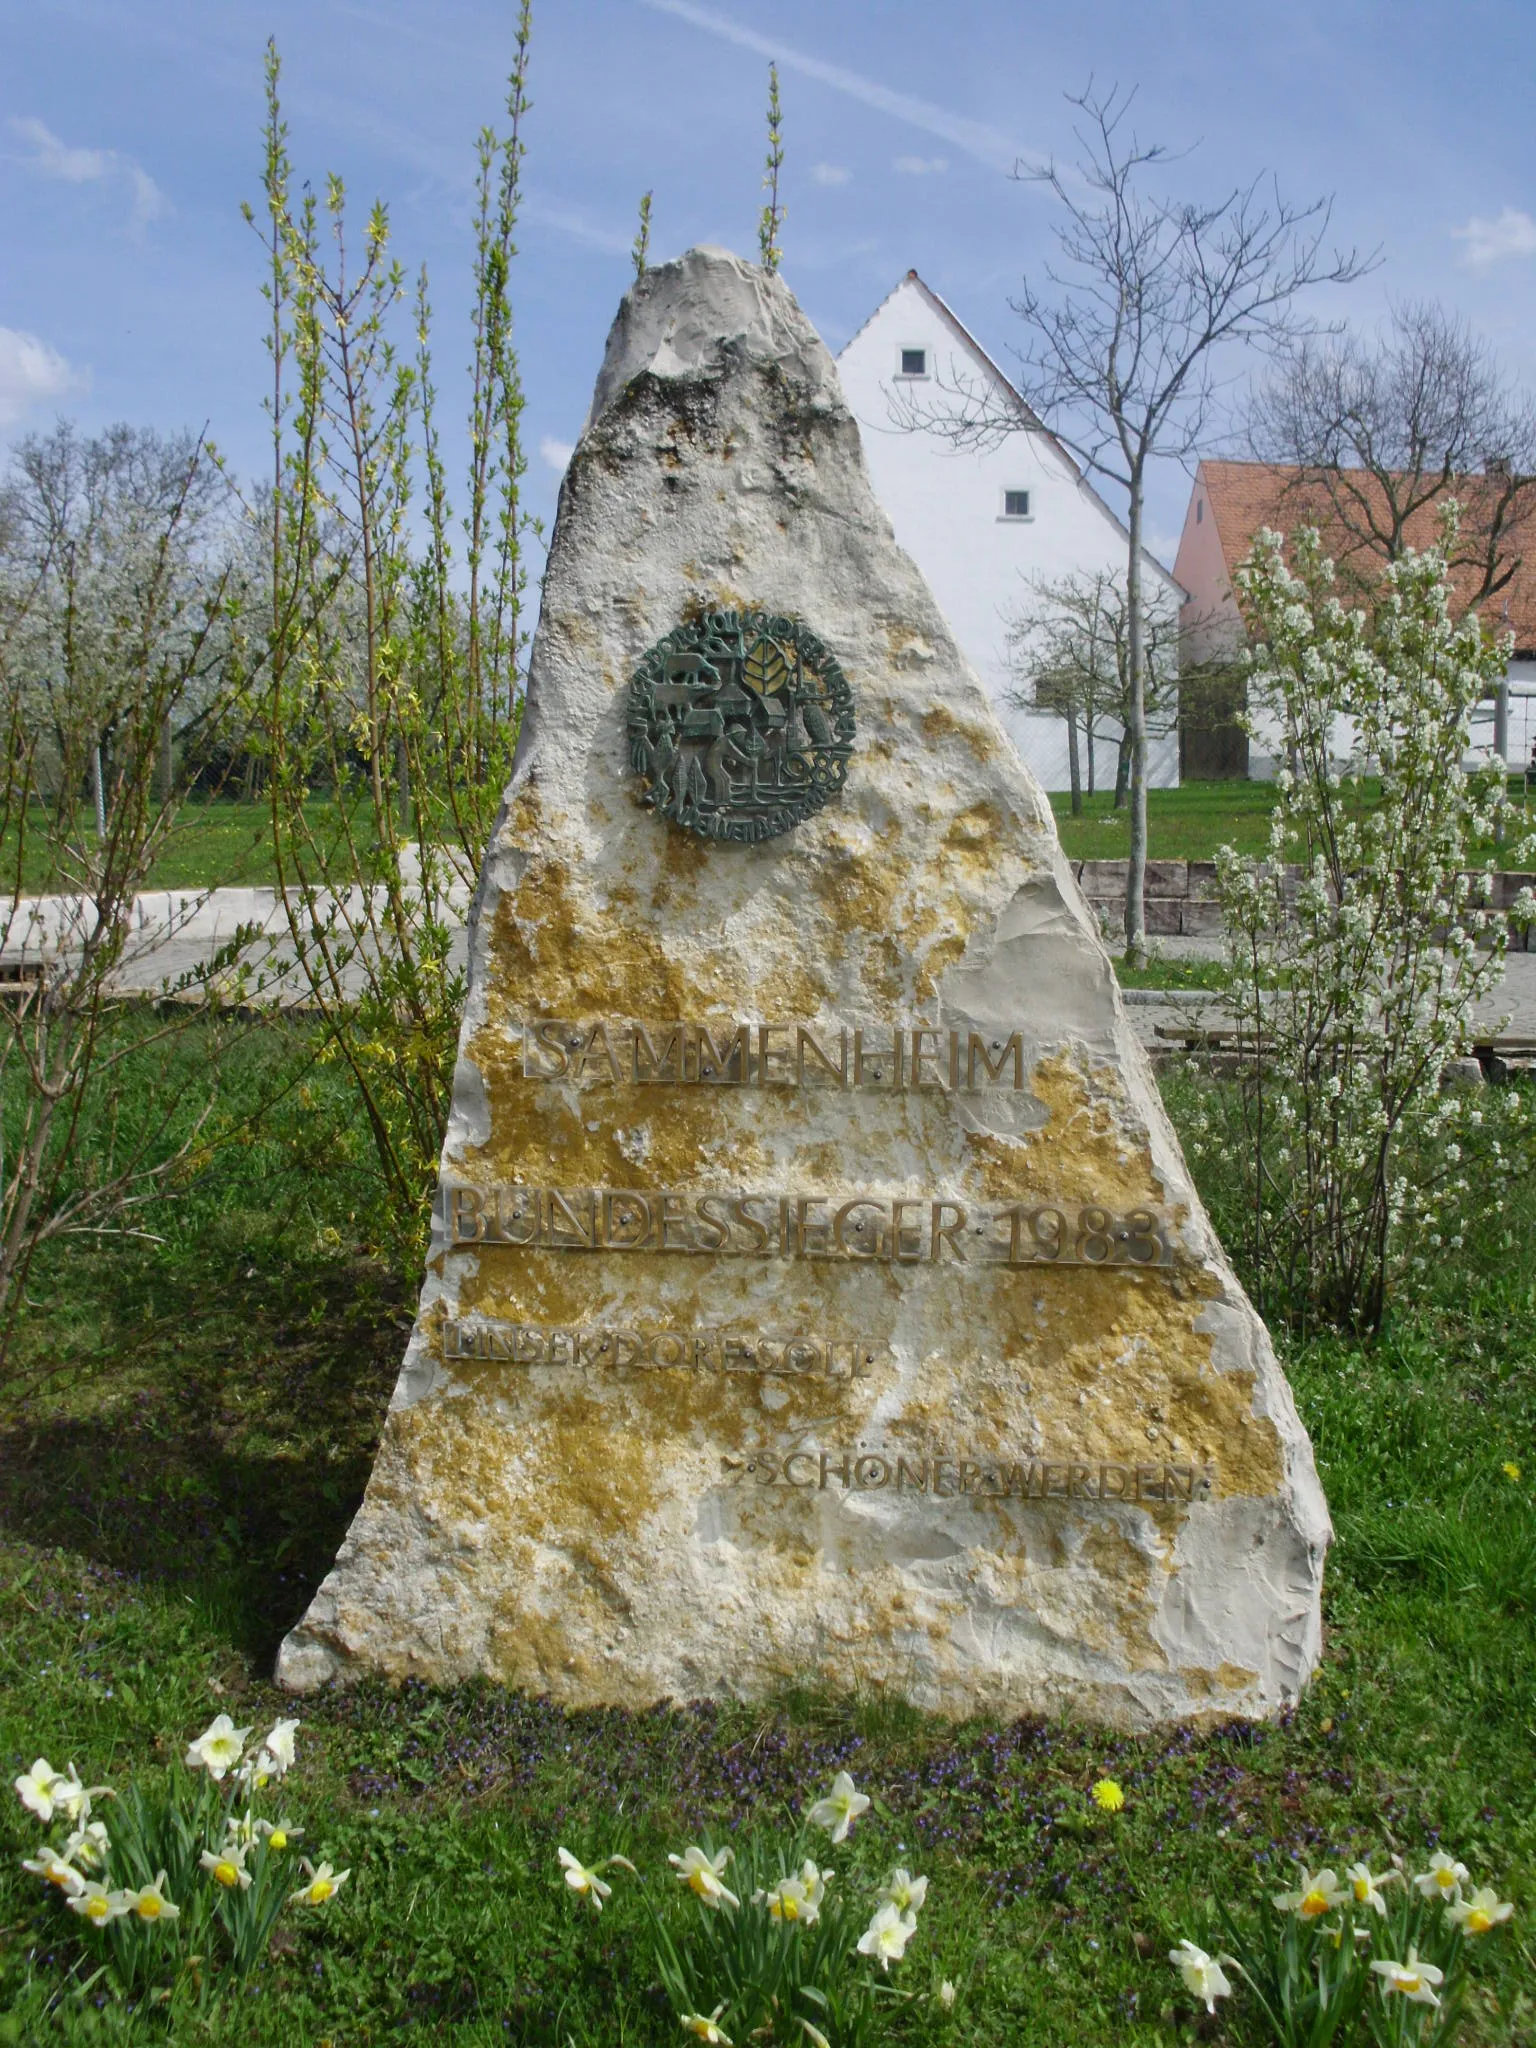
top-left (1050, 780), bottom-right (1536, 870)
top-left (0, 1028), bottom-right (1532, 2043)
top-left (0, 797), bottom-right (373, 895)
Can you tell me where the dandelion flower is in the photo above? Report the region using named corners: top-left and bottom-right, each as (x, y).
top-left (1345, 1862), bottom-right (1397, 1916)
top-left (200, 1845), bottom-right (252, 1891)
top-left (857, 1901), bottom-right (918, 1971)
top-left (66, 1880), bottom-right (129, 1926)
top-left (20, 1849), bottom-right (85, 1896)
top-left (1446, 1886), bottom-right (1514, 1935)
top-left (1169, 1940), bottom-right (1232, 2015)
top-left (1273, 1867), bottom-right (1347, 1918)
top-left (1091, 1778), bottom-right (1126, 1813)
top-left (185, 1714), bottom-right (252, 1781)
top-left (1371, 1949), bottom-right (1443, 2006)
top-left (669, 1844), bottom-right (738, 1910)
top-left (805, 1770), bottom-right (870, 1844)
top-left (121, 1872), bottom-right (180, 1924)
top-left (1502, 1461), bottom-right (1521, 1482)
top-left (1413, 1852), bottom-right (1468, 1902)
top-left (679, 2004), bottom-right (732, 2044)
top-left (289, 1859), bottom-right (349, 1907)
top-left (878, 1867), bottom-right (928, 1914)
top-left (558, 1847), bottom-right (612, 1911)
top-left (14, 1759), bottom-right (62, 1823)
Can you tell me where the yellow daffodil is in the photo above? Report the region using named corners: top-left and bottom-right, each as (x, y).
top-left (679, 2005), bottom-right (732, 2044)
top-left (1169, 1940), bottom-right (1233, 2014)
top-left (1273, 1867), bottom-right (1347, 1918)
top-left (185, 1714), bottom-right (253, 1781)
top-left (857, 1901), bottom-right (918, 1971)
top-left (669, 1844), bottom-right (739, 1910)
top-left (1502, 1461), bottom-right (1521, 1482)
top-left (61, 1821), bottom-right (110, 1873)
top-left (14, 1759), bottom-right (63, 1823)
top-left (200, 1845), bottom-right (252, 1891)
top-left (805, 1770), bottom-right (870, 1844)
top-left (757, 1871), bottom-right (820, 1925)
top-left (1091, 1778), bottom-right (1126, 1813)
top-left (878, 1866), bottom-right (928, 1915)
top-left (121, 1872), bottom-right (180, 1924)
top-left (1446, 1885), bottom-right (1514, 1935)
top-left (1371, 1948), bottom-right (1443, 2006)
top-left (66, 1880), bottom-right (129, 1926)
top-left (1413, 1852), bottom-right (1469, 1902)
top-left (558, 1847), bottom-right (613, 1911)
top-left (1345, 1862), bottom-right (1397, 1916)
top-left (256, 1818), bottom-right (302, 1852)
top-left (289, 1859), bottom-right (350, 1907)
top-left (20, 1849), bottom-right (85, 1896)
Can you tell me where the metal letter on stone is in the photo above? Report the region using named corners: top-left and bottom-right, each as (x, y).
top-left (627, 609), bottom-right (855, 842)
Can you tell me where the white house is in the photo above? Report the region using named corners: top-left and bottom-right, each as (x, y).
top-left (836, 271), bottom-right (1181, 794)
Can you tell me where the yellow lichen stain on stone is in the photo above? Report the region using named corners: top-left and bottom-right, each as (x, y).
top-left (1178, 1660), bottom-right (1260, 1698)
top-left (920, 702), bottom-right (998, 764)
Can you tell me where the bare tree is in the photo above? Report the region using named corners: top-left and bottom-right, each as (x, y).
top-left (1008, 568), bottom-right (1179, 814)
top-left (895, 84), bottom-right (1368, 959)
top-left (1248, 300), bottom-right (1536, 609)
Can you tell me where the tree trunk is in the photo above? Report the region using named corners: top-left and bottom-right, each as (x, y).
top-left (1113, 729), bottom-right (1131, 808)
top-left (1066, 707), bottom-right (1082, 815)
top-left (1085, 720), bottom-right (1096, 796)
top-left (1124, 477), bottom-right (1148, 962)
top-left (155, 713), bottom-right (173, 807)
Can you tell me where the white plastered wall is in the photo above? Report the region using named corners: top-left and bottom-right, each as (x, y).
top-left (837, 277), bottom-right (1179, 795)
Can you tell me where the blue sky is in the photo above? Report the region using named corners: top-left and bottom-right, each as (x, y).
top-left (4, 0), bottom-right (1534, 567)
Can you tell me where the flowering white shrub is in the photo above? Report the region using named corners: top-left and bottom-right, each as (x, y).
top-left (13, 1714), bottom-right (349, 2000)
top-left (1172, 1842), bottom-right (1516, 2044)
top-left (1207, 515), bottom-right (1534, 1331)
top-left (557, 1772), bottom-right (953, 2046)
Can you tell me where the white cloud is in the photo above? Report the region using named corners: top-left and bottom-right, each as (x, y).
top-left (894, 154), bottom-right (948, 176)
top-left (0, 328), bottom-right (84, 427)
top-left (1453, 207), bottom-right (1536, 268)
top-left (540, 435), bottom-right (576, 474)
top-left (643, 0), bottom-right (1040, 176)
top-left (9, 115), bottom-right (167, 242)
top-left (811, 162), bottom-right (850, 187)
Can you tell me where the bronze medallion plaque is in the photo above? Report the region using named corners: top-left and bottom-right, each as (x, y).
top-left (627, 609), bottom-right (855, 841)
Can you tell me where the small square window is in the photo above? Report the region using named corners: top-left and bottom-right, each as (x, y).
top-left (899, 347), bottom-right (927, 376)
top-left (1003, 489), bottom-right (1031, 519)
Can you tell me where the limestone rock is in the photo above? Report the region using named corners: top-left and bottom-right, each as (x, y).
top-left (277, 247), bottom-right (1329, 1725)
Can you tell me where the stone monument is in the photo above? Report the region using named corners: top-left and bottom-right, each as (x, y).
top-left (277, 247), bottom-right (1329, 1725)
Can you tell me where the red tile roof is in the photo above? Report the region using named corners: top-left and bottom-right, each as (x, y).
top-left (1197, 459), bottom-right (1536, 653)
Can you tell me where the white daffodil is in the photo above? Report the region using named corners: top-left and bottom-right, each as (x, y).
top-left (260, 1718), bottom-right (299, 1774)
top-left (1371, 1949), bottom-right (1444, 2006)
top-left (669, 1844), bottom-right (739, 1910)
top-left (805, 1771), bottom-right (871, 1845)
top-left (51, 1767), bottom-right (107, 1826)
top-left (558, 1847), bottom-right (613, 1911)
top-left (857, 1901), bottom-right (918, 1971)
top-left (1446, 1886), bottom-right (1515, 1935)
top-left (200, 1845), bottom-right (253, 1891)
top-left (878, 1867), bottom-right (928, 1915)
top-left (1273, 1867), bottom-right (1348, 1919)
top-left (225, 1808), bottom-right (258, 1849)
top-left (14, 1759), bottom-right (62, 1823)
top-left (798, 1860), bottom-right (829, 1910)
top-left (1413, 1852), bottom-right (1469, 1902)
top-left (1169, 1940), bottom-right (1232, 2015)
top-left (679, 2006), bottom-right (733, 2044)
top-left (289, 1859), bottom-right (349, 1907)
top-left (256, 1818), bottom-right (302, 1853)
top-left (121, 1872), bottom-right (180, 1925)
top-left (66, 1880), bottom-right (130, 1926)
top-left (1345, 1862), bottom-right (1397, 1917)
top-left (185, 1713), bottom-right (253, 1781)
top-left (20, 1849), bottom-right (85, 1896)
top-left (62, 1821), bottom-right (111, 1873)
top-left (756, 1871), bottom-right (820, 1925)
